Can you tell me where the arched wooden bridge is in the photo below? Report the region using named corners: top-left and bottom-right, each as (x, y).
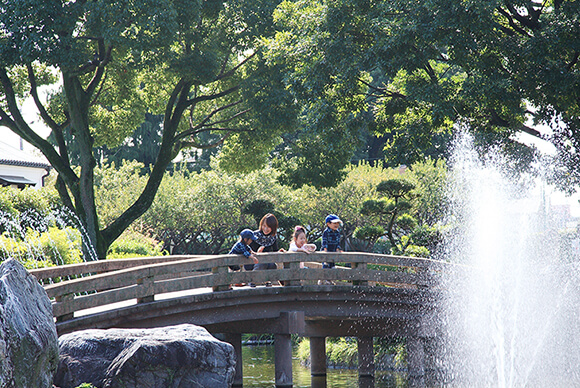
top-left (30, 252), bottom-right (446, 387)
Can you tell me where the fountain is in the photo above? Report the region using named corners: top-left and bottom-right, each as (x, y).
top-left (435, 132), bottom-right (580, 387)
top-left (0, 205), bottom-right (97, 284)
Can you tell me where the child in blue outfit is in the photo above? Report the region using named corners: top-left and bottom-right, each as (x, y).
top-left (320, 214), bottom-right (343, 285)
top-left (228, 229), bottom-right (259, 271)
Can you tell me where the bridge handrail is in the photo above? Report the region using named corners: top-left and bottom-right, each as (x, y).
top-left (34, 252), bottom-right (444, 323)
top-left (29, 255), bottom-right (203, 281)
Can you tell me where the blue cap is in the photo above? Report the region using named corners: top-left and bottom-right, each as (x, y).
top-left (325, 214), bottom-right (342, 224)
top-left (240, 229), bottom-right (256, 240)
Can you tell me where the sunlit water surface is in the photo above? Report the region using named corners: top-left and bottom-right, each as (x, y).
top-left (242, 345), bottom-right (408, 388)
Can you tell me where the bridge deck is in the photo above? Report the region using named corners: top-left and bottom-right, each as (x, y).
top-left (29, 252), bottom-right (443, 335)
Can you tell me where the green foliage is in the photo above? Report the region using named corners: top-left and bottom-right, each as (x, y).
top-left (326, 337), bottom-right (358, 368)
top-left (0, 187), bottom-right (61, 234)
top-left (141, 163), bottom-right (294, 254)
top-left (399, 244), bottom-right (430, 258)
top-left (0, 226), bottom-right (83, 266)
top-left (107, 230), bottom-right (165, 259)
top-left (375, 337), bottom-right (407, 368)
top-left (355, 159), bottom-right (449, 256)
top-left (242, 199), bottom-right (276, 227)
top-left (94, 161), bottom-right (148, 228)
top-left (265, 0), bottom-right (580, 190)
top-left (131, 161), bottom-right (398, 254)
top-left (89, 160), bottom-right (449, 257)
top-left (1, 0), bottom-right (301, 259)
top-left (353, 225), bottom-right (385, 252)
top-left (377, 179), bottom-right (416, 199)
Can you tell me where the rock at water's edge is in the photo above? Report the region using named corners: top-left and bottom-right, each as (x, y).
top-left (55, 324), bottom-right (236, 388)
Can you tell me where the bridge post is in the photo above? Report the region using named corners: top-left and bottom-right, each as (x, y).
top-left (55, 293), bottom-right (74, 322)
top-left (352, 261), bottom-right (368, 286)
top-left (224, 333), bottom-right (243, 388)
top-left (274, 333), bottom-right (293, 388)
top-left (137, 276), bottom-right (154, 303)
top-left (357, 336), bottom-right (374, 378)
top-left (212, 265), bottom-right (230, 292)
top-left (309, 337), bottom-right (326, 377)
top-left (407, 335), bottom-right (426, 387)
top-left (283, 261), bottom-right (301, 286)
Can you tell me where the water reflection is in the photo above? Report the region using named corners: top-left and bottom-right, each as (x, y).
top-left (242, 345), bottom-right (408, 388)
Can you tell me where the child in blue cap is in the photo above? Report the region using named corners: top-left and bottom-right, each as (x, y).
top-left (228, 229), bottom-right (259, 271)
top-left (320, 214), bottom-right (343, 284)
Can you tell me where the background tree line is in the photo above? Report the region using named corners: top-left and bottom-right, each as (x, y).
top-left (0, 159), bottom-right (448, 265)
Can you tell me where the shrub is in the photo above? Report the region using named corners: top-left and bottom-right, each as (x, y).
top-left (107, 230), bottom-right (166, 259)
top-left (0, 226), bottom-right (82, 266)
top-left (326, 337), bottom-right (358, 368)
top-left (0, 187), bottom-right (61, 234)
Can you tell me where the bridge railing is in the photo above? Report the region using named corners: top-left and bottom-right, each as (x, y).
top-left (29, 252), bottom-right (444, 323)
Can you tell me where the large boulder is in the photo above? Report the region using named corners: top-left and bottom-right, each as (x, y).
top-left (55, 324), bottom-right (236, 388)
top-left (0, 259), bottom-right (59, 388)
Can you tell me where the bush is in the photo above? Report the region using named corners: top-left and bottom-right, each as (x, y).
top-left (326, 337), bottom-right (359, 368)
top-left (107, 230), bottom-right (166, 259)
top-left (0, 187), bottom-right (61, 234)
top-left (0, 226), bottom-right (82, 266)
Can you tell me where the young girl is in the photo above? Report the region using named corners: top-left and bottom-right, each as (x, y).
top-left (289, 226), bottom-right (317, 253)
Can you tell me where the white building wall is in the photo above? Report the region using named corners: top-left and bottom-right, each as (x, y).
top-left (0, 164), bottom-right (49, 189)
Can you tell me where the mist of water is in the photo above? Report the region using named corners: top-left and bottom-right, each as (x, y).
top-left (0, 206), bottom-right (97, 282)
top-left (436, 132), bottom-right (580, 387)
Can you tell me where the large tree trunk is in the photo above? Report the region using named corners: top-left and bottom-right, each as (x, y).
top-left (62, 75), bottom-right (106, 259)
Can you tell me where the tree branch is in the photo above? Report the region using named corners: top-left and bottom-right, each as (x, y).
top-left (26, 64), bottom-right (65, 133)
top-left (214, 52), bottom-right (256, 82)
top-left (567, 52), bottom-right (579, 71)
top-left (357, 78), bottom-right (406, 99)
top-left (504, 1), bottom-right (541, 30)
top-left (0, 67), bottom-right (78, 182)
top-left (489, 108), bottom-right (542, 138)
top-left (176, 125), bottom-right (252, 143)
top-left (188, 99), bottom-right (244, 130)
top-left (496, 6), bottom-right (533, 37)
top-left (186, 85), bottom-right (240, 106)
top-left (86, 41), bottom-right (113, 98)
top-left (180, 131), bottom-right (235, 150)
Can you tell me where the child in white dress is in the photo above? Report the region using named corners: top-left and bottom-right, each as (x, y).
top-left (289, 226), bottom-right (317, 254)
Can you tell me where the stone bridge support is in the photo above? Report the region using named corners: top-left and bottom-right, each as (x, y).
top-left (407, 335), bottom-right (426, 387)
top-left (309, 336), bottom-right (327, 377)
top-left (275, 333), bottom-right (293, 387)
top-left (358, 336), bottom-right (374, 378)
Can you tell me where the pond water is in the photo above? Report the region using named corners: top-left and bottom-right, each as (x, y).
top-left (242, 345), bottom-right (409, 388)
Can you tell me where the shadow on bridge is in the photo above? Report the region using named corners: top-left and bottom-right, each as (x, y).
top-left (31, 252), bottom-right (446, 387)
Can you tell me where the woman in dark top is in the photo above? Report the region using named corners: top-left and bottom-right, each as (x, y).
top-left (248, 213), bottom-right (283, 274)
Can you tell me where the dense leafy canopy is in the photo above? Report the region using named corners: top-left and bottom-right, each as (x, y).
top-left (265, 0), bottom-right (580, 190)
top-left (0, 0), bottom-right (297, 257)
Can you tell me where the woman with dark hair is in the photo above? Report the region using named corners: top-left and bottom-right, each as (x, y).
top-left (248, 213), bottom-right (284, 286)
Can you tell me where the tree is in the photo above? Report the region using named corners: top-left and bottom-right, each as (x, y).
top-left (265, 0), bottom-right (579, 189)
top-left (354, 158), bottom-right (448, 255)
top-left (358, 179), bottom-right (419, 254)
top-left (48, 113), bottom-right (165, 170)
top-left (0, 0), bottom-right (296, 258)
